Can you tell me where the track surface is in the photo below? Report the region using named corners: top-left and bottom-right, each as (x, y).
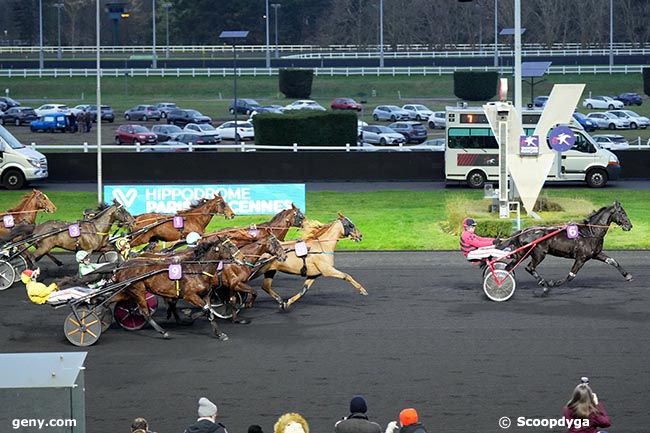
top-left (1, 251), bottom-right (649, 433)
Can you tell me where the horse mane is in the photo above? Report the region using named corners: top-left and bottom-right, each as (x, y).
top-left (191, 237), bottom-right (224, 260)
top-left (260, 208), bottom-right (290, 227)
top-left (6, 191), bottom-right (35, 212)
top-left (301, 219), bottom-right (336, 240)
top-left (583, 205), bottom-right (609, 223)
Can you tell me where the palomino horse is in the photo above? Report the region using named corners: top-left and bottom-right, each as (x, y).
top-left (129, 193), bottom-right (235, 245)
top-left (111, 237), bottom-right (239, 340)
top-left (27, 200), bottom-right (135, 267)
top-left (259, 213), bottom-right (367, 309)
top-left (502, 201), bottom-right (633, 296)
top-left (0, 189), bottom-right (57, 238)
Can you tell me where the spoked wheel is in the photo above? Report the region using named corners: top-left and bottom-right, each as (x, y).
top-left (482, 261), bottom-right (511, 279)
top-left (0, 260), bottom-right (16, 291)
top-left (64, 307), bottom-right (102, 346)
top-left (210, 289), bottom-right (248, 319)
top-left (97, 251), bottom-right (123, 264)
top-left (10, 254), bottom-right (29, 275)
top-left (483, 269), bottom-right (516, 302)
top-left (113, 292), bottom-right (158, 331)
top-left (96, 305), bottom-right (114, 332)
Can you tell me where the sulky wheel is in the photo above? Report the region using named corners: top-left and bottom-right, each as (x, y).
top-left (483, 269), bottom-right (516, 302)
top-left (210, 289), bottom-right (247, 319)
top-left (64, 307), bottom-right (102, 346)
top-left (97, 250), bottom-right (123, 265)
top-left (482, 261), bottom-right (511, 280)
top-left (10, 254), bottom-right (29, 275)
top-left (113, 292), bottom-right (158, 331)
top-left (0, 260), bottom-right (16, 291)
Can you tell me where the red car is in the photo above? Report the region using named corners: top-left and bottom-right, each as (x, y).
top-left (331, 97), bottom-right (362, 111)
top-left (115, 124), bottom-right (158, 145)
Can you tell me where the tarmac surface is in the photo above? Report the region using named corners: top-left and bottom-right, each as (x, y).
top-left (1, 251), bottom-right (649, 433)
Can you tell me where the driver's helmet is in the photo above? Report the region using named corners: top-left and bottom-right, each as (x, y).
top-left (20, 269), bottom-right (35, 284)
top-left (75, 250), bottom-right (90, 263)
top-left (115, 237), bottom-right (130, 251)
top-left (463, 218), bottom-right (477, 228)
top-left (185, 232), bottom-right (201, 246)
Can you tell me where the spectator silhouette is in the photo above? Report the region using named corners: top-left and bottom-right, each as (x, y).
top-left (335, 395), bottom-right (381, 433)
top-left (385, 408), bottom-right (428, 433)
top-left (183, 397), bottom-right (228, 433)
top-left (563, 382), bottom-right (611, 433)
top-left (130, 417), bottom-right (156, 433)
top-left (274, 413), bottom-right (309, 433)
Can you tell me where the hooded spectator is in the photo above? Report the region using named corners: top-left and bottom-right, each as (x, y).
top-left (335, 395), bottom-right (382, 433)
top-left (183, 397), bottom-right (228, 433)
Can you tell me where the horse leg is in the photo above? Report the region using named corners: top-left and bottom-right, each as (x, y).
top-left (525, 248), bottom-right (549, 287)
top-left (544, 258), bottom-right (588, 292)
top-left (594, 252), bottom-right (633, 282)
top-left (184, 292), bottom-right (228, 341)
top-left (45, 252), bottom-right (64, 266)
top-left (283, 277), bottom-right (317, 310)
top-left (261, 270), bottom-right (285, 307)
top-left (317, 265), bottom-right (368, 296)
top-left (229, 282), bottom-right (256, 325)
top-left (134, 289), bottom-right (169, 339)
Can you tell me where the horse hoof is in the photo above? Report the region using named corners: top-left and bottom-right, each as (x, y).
top-left (625, 274), bottom-right (633, 282)
top-left (279, 302), bottom-right (289, 312)
top-left (360, 289), bottom-right (368, 296)
top-left (162, 332), bottom-right (170, 339)
top-left (537, 279), bottom-right (547, 287)
top-left (233, 318), bottom-right (251, 325)
top-left (217, 333), bottom-right (229, 341)
top-left (533, 288), bottom-right (550, 298)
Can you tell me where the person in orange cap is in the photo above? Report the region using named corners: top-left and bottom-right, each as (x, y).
top-left (385, 408), bottom-right (428, 433)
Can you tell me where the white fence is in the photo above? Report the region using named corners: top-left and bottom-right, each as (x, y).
top-left (0, 64), bottom-right (645, 79)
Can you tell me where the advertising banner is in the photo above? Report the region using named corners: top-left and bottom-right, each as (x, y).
top-left (104, 184), bottom-right (306, 215)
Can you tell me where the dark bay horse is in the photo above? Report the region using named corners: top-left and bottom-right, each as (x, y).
top-left (129, 193), bottom-right (235, 245)
top-left (259, 213), bottom-right (367, 309)
top-left (502, 201), bottom-right (633, 296)
top-left (28, 200), bottom-right (135, 267)
top-left (111, 237), bottom-right (239, 340)
top-left (1, 190), bottom-right (57, 240)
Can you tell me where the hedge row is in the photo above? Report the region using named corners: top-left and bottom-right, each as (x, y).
top-left (253, 110), bottom-right (357, 146)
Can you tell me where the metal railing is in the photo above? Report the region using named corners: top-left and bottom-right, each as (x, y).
top-left (0, 64), bottom-right (645, 79)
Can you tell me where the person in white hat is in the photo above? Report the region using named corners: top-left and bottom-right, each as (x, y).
top-left (183, 397), bottom-right (228, 433)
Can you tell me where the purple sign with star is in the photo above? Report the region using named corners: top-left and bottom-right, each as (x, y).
top-left (519, 135), bottom-right (540, 156)
top-left (549, 126), bottom-right (575, 152)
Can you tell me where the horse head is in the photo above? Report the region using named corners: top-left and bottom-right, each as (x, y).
top-left (34, 189), bottom-right (57, 213)
top-left (195, 236), bottom-right (239, 263)
top-left (289, 203), bottom-right (306, 228)
top-left (209, 193), bottom-right (235, 220)
top-left (111, 199), bottom-right (136, 229)
top-left (338, 212), bottom-right (363, 242)
top-left (266, 234), bottom-right (287, 262)
top-left (611, 201), bottom-right (632, 231)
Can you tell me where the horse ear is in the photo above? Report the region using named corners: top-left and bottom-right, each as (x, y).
top-left (291, 203), bottom-right (296, 209)
top-left (337, 212), bottom-right (344, 219)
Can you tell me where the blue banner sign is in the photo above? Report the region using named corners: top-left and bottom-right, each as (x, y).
top-left (104, 184), bottom-right (306, 215)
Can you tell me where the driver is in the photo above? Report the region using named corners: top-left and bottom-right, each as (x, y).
top-left (22, 268), bottom-right (94, 305)
top-left (460, 218), bottom-right (501, 257)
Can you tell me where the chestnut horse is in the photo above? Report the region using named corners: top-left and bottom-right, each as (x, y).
top-left (27, 200), bottom-right (135, 267)
top-left (0, 189), bottom-right (57, 238)
top-left (129, 193), bottom-right (235, 245)
top-left (259, 213), bottom-right (367, 309)
top-left (111, 237), bottom-right (239, 340)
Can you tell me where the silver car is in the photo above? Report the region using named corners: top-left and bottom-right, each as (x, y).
top-left (361, 125), bottom-right (406, 145)
top-left (606, 110), bottom-right (649, 129)
top-left (372, 105), bottom-right (410, 122)
top-left (586, 112), bottom-right (630, 130)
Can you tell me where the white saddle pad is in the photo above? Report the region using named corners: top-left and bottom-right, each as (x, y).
top-left (466, 247), bottom-right (510, 261)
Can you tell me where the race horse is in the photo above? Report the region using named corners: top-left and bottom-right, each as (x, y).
top-left (27, 200), bottom-right (135, 267)
top-left (129, 193), bottom-right (235, 245)
top-left (259, 213), bottom-right (367, 309)
top-left (0, 189), bottom-right (57, 241)
top-left (502, 201), bottom-right (633, 296)
top-left (111, 237), bottom-right (240, 340)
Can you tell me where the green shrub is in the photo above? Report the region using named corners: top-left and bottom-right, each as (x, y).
top-left (644, 68), bottom-right (650, 98)
top-left (279, 69), bottom-right (314, 99)
top-left (453, 71), bottom-right (498, 101)
top-left (253, 110), bottom-right (357, 146)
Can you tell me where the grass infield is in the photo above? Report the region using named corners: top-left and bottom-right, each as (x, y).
top-left (1, 189), bottom-right (647, 250)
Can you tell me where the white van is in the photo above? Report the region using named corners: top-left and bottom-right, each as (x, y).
top-left (0, 125), bottom-right (48, 189)
top-left (444, 107), bottom-right (621, 188)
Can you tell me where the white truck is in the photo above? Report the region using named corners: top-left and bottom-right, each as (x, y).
top-left (0, 125), bottom-right (48, 189)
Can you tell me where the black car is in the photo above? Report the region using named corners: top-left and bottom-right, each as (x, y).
top-left (151, 124), bottom-right (183, 141)
top-left (175, 132), bottom-right (219, 149)
top-left (228, 99), bottom-right (261, 115)
top-left (388, 121), bottom-right (428, 144)
top-left (1, 107), bottom-right (38, 126)
top-left (614, 92), bottom-right (642, 106)
top-left (0, 97), bottom-right (20, 111)
top-left (166, 109), bottom-right (212, 127)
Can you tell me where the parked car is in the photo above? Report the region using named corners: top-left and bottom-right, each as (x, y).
top-left (606, 110), bottom-right (649, 129)
top-left (174, 132), bottom-right (220, 148)
top-left (151, 124), bottom-right (183, 142)
top-left (229, 99), bottom-right (261, 115)
top-left (115, 125), bottom-right (158, 145)
top-left (582, 96), bottom-right (624, 110)
top-left (89, 105), bottom-right (115, 123)
top-left (409, 137), bottom-right (445, 152)
top-left (143, 140), bottom-right (189, 152)
top-left (30, 114), bottom-right (68, 133)
top-left (401, 104), bottom-right (433, 121)
top-left (592, 134), bottom-right (630, 150)
top-left (284, 100), bottom-right (326, 111)
top-left (70, 104), bottom-right (92, 115)
top-left (428, 111), bottom-right (446, 129)
top-left (331, 98), bottom-right (362, 111)
top-left (387, 121), bottom-right (428, 144)
top-left (154, 102), bottom-right (177, 118)
top-left (183, 123), bottom-right (222, 142)
top-left (613, 92), bottom-right (642, 106)
top-left (372, 105), bottom-right (410, 122)
top-left (533, 96), bottom-right (549, 108)
top-left (249, 105), bottom-right (284, 118)
top-left (124, 105), bottom-right (162, 121)
top-left (586, 112), bottom-right (630, 130)
top-left (360, 125), bottom-right (406, 145)
top-left (215, 121), bottom-right (255, 141)
top-left (0, 96), bottom-right (20, 110)
top-left (166, 109), bottom-right (212, 127)
top-left (34, 104), bottom-right (69, 117)
top-left (1, 107), bottom-right (38, 126)
top-left (572, 112), bottom-right (597, 132)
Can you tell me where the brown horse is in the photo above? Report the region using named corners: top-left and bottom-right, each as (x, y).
top-left (111, 237), bottom-right (239, 340)
top-left (27, 200), bottom-right (135, 267)
top-left (259, 213), bottom-right (367, 309)
top-left (0, 189), bottom-right (57, 238)
top-left (129, 193), bottom-right (235, 246)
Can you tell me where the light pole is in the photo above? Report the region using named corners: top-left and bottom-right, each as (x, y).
top-left (38, 0), bottom-right (44, 69)
top-left (54, 1), bottom-right (64, 60)
top-left (152, 0), bottom-right (157, 68)
top-left (219, 31), bottom-right (249, 146)
top-left (96, 0), bottom-right (103, 204)
top-left (513, 0), bottom-right (522, 119)
top-left (494, 0), bottom-right (498, 67)
top-left (379, 0), bottom-right (384, 67)
top-left (163, 3), bottom-right (172, 58)
top-left (265, 0), bottom-right (270, 68)
top-left (609, 0), bottom-right (613, 73)
top-left (271, 3), bottom-right (281, 59)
